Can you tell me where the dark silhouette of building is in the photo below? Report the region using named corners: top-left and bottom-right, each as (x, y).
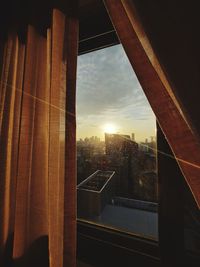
top-left (105, 133), bottom-right (138, 157)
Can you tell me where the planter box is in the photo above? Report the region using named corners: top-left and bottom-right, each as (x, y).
top-left (77, 170), bottom-right (115, 218)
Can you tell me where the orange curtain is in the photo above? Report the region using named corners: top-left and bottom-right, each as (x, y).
top-left (0, 5), bottom-right (78, 267)
top-left (104, 0), bottom-right (200, 209)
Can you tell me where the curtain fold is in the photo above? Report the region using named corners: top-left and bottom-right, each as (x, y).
top-left (104, 0), bottom-right (200, 209)
top-left (0, 34), bottom-right (25, 256)
top-left (13, 24), bottom-right (49, 258)
top-left (0, 3), bottom-right (78, 267)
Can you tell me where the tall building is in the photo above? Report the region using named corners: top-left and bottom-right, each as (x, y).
top-left (132, 133), bottom-right (135, 141)
top-left (105, 133), bottom-right (138, 157)
top-left (104, 133), bottom-right (139, 197)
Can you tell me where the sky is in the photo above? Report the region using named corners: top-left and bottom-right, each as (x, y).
top-left (76, 44), bottom-right (156, 143)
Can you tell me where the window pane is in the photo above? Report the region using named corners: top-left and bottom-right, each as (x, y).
top-left (77, 44), bottom-right (158, 240)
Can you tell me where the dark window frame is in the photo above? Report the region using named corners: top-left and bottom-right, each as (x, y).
top-left (77, 2), bottom-right (198, 265)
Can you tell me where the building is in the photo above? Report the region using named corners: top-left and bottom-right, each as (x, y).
top-left (104, 133), bottom-right (139, 197)
top-left (105, 133), bottom-right (138, 157)
top-left (139, 137), bottom-right (156, 155)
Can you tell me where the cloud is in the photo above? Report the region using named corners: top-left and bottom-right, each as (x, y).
top-left (77, 44), bottom-right (155, 137)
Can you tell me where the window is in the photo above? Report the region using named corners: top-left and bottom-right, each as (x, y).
top-left (77, 2), bottom-right (200, 266)
top-left (76, 44), bottom-right (158, 240)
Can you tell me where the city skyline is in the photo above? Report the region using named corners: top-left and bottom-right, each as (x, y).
top-left (77, 44), bottom-right (156, 142)
top-left (77, 134), bottom-right (156, 144)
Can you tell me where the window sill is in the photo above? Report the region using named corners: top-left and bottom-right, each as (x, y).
top-left (77, 220), bottom-right (160, 267)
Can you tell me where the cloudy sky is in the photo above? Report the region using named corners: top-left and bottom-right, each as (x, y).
top-left (76, 44), bottom-right (156, 142)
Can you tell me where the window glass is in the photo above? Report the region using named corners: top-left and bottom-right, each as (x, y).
top-left (77, 44), bottom-right (158, 240)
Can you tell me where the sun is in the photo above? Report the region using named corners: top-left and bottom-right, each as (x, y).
top-left (103, 123), bottom-right (117, 134)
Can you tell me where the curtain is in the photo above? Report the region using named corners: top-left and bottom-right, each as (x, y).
top-left (104, 0), bottom-right (200, 209)
top-left (0, 3), bottom-right (78, 267)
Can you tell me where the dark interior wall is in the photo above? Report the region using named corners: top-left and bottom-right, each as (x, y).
top-left (0, 1), bottom-right (53, 36)
top-left (0, 0), bottom-right (77, 41)
top-left (132, 0), bottom-right (200, 137)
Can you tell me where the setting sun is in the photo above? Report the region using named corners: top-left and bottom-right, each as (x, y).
top-left (103, 123), bottom-right (117, 134)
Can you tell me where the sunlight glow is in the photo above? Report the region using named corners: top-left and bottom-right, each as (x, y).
top-left (103, 123), bottom-right (117, 134)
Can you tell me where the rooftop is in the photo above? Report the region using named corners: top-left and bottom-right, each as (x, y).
top-left (93, 204), bottom-right (158, 240)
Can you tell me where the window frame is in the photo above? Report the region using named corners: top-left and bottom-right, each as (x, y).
top-left (77, 220), bottom-right (160, 266)
top-left (77, 33), bottom-right (161, 266)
